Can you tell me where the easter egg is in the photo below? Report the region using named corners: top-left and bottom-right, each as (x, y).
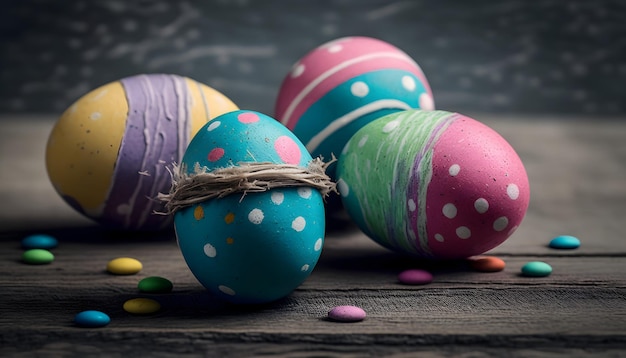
top-left (46, 74), bottom-right (238, 230)
top-left (337, 110), bottom-right (530, 259)
top-left (173, 110), bottom-right (326, 304)
top-left (275, 36), bottom-right (434, 177)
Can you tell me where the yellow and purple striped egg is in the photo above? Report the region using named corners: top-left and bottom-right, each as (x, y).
top-left (275, 36), bottom-right (434, 178)
top-left (45, 74), bottom-right (238, 231)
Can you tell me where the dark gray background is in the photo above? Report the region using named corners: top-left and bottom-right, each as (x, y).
top-left (1, 0), bottom-right (625, 117)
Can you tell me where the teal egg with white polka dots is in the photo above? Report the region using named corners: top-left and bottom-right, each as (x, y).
top-left (173, 110), bottom-right (326, 304)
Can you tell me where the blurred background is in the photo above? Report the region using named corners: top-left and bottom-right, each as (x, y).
top-left (1, 0), bottom-right (625, 118)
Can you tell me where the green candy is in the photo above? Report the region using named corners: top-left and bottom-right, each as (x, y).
top-left (22, 249), bottom-right (54, 265)
top-left (138, 276), bottom-right (173, 293)
top-left (521, 261), bottom-right (552, 277)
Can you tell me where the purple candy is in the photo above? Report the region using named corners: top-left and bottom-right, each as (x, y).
top-left (328, 305), bottom-right (366, 322)
top-left (398, 269), bottom-right (433, 285)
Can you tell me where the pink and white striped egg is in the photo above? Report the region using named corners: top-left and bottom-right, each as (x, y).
top-left (275, 36), bottom-right (434, 177)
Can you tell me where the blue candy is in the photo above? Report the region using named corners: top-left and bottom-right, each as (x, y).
top-left (548, 235), bottom-right (580, 250)
top-left (521, 261), bottom-right (553, 277)
top-left (74, 310), bottom-right (111, 328)
top-left (21, 234), bottom-right (58, 250)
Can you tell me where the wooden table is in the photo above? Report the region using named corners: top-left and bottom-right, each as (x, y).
top-left (1, 115), bottom-right (625, 357)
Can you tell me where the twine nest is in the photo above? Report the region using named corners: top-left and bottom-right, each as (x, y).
top-left (156, 156), bottom-right (337, 215)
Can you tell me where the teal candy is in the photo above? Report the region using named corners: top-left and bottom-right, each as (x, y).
top-left (21, 234), bottom-right (58, 250)
top-left (521, 261), bottom-right (553, 277)
top-left (549, 235), bottom-right (580, 249)
top-left (74, 310), bottom-right (111, 328)
top-left (174, 110), bottom-right (326, 304)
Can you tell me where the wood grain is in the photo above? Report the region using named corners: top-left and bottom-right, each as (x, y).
top-left (1, 116), bottom-right (625, 356)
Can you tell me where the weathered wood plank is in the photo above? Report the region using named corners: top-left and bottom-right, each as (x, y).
top-left (1, 239), bottom-right (625, 336)
top-left (2, 334), bottom-right (625, 358)
top-left (2, 232), bottom-right (626, 293)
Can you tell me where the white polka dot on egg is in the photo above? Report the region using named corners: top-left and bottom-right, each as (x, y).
top-left (297, 187), bottom-right (312, 199)
top-left (358, 135), bottom-right (369, 148)
top-left (291, 63), bottom-right (305, 78)
top-left (351, 81), bottom-right (369, 97)
top-left (507, 184), bottom-right (520, 200)
top-left (408, 199), bottom-right (416, 212)
top-left (204, 243), bottom-right (217, 258)
top-left (419, 93), bottom-right (435, 110)
top-left (207, 121), bottom-right (221, 131)
top-left (328, 44), bottom-right (343, 53)
top-left (402, 76), bottom-right (416, 91)
top-left (271, 191), bottom-right (284, 205)
top-left (382, 120), bottom-right (400, 133)
top-left (248, 208), bottom-right (264, 224)
top-left (337, 179), bottom-right (350, 197)
top-left (449, 164), bottom-right (460, 176)
top-left (493, 216), bottom-right (509, 232)
top-left (474, 198), bottom-right (489, 213)
top-left (218, 285), bottom-right (236, 296)
top-left (456, 226), bottom-right (471, 239)
top-left (292, 216), bottom-right (306, 232)
top-left (314, 238), bottom-right (323, 251)
top-left (442, 203), bottom-right (457, 219)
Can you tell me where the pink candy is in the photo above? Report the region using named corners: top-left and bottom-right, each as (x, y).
top-left (327, 305), bottom-right (367, 322)
top-left (398, 269), bottom-right (434, 285)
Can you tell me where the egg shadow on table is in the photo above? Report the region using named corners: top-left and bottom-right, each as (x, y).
top-left (317, 244), bottom-right (473, 277)
top-left (152, 289), bottom-right (294, 319)
top-left (2, 224), bottom-right (177, 245)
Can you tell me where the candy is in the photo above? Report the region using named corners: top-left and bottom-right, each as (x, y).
top-left (138, 276), bottom-right (173, 293)
top-left (74, 310), bottom-right (111, 328)
top-left (106, 257), bottom-right (142, 275)
top-left (275, 36), bottom-right (433, 178)
top-left (123, 298), bottom-right (161, 314)
top-left (328, 305), bottom-right (367, 322)
top-left (21, 234), bottom-right (58, 250)
top-left (397, 269), bottom-right (433, 285)
top-left (46, 74), bottom-right (238, 230)
top-left (521, 261), bottom-right (552, 277)
top-left (468, 256), bottom-right (506, 272)
top-left (549, 235), bottom-right (580, 249)
top-left (22, 249), bottom-right (54, 265)
top-left (171, 110), bottom-right (327, 304)
top-left (337, 110), bottom-right (530, 259)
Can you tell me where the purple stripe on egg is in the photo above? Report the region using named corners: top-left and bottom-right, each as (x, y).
top-left (407, 113), bottom-right (458, 255)
top-left (102, 74), bottom-right (190, 230)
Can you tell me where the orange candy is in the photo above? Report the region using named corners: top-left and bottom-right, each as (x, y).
top-left (468, 256), bottom-right (506, 272)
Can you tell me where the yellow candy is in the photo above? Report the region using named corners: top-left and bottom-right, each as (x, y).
top-left (106, 257), bottom-right (142, 275)
top-left (123, 298), bottom-right (161, 314)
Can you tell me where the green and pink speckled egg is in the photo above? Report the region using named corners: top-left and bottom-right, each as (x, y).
top-left (336, 110), bottom-right (530, 259)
